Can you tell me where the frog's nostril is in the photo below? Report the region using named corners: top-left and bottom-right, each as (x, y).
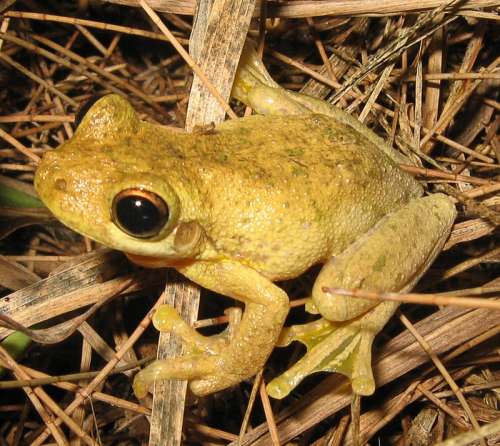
top-left (55, 178), bottom-right (67, 192)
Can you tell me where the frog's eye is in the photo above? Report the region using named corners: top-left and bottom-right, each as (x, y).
top-left (74, 95), bottom-right (105, 128)
top-left (112, 189), bottom-right (169, 238)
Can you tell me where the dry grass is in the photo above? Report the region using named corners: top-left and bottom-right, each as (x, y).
top-left (0, 1), bottom-right (499, 445)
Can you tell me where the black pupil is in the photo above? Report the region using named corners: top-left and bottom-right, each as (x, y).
top-left (115, 194), bottom-right (167, 238)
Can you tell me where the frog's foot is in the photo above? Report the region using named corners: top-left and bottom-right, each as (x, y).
top-left (135, 298), bottom-right (286, 398)
top-left (268, 301), bottom-right (399, 399)
top-left (133, 303), bottom-right (268, 399)
top-left (153, 304), bottom-right (242, 355)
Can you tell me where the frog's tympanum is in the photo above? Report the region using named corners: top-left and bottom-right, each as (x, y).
top-left (35, 44), bottom-right (456, 399)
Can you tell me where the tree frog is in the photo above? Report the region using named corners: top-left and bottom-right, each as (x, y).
top-left (34, 44), bottom-right (456, 399)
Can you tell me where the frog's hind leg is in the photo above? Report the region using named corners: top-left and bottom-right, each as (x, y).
top-left (267, 194), bottom-right (456, 399)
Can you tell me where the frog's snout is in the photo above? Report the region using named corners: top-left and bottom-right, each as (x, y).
top-left (35, 149), bottom-right (85, 210)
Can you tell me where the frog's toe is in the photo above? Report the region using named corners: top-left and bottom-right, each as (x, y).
top-left (132, 372), bottom-right (149, 399)
top-left (152, 304), bottom-right (181, 331)
top-left (267, 317), bottom-right (377, 399)
top-left (132, 355), bottom-right (217, 399)
top-left (189, 371), bottom-right (242, 396)
top-left (133, 351), bottom-right (259, 398)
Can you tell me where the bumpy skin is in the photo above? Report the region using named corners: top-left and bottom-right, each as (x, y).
top-left (35, 85), bottom-right (455, 397)
top-left (35, 97), bottom-right (422, 276)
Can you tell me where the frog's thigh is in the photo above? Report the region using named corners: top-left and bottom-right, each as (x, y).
top-left (268, 194), bottom-right (456, 398)
top-left (313, 193), bottom-right (456, 321)
top-left (246, 85), bottom-right (310, 115)
top-left (134, 260), bottom-right (289, 398)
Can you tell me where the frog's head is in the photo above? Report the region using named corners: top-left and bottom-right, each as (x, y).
top-left (35, 95), bottom-right (204, 264)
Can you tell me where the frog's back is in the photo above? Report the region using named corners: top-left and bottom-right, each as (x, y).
top-left (176, 114), bottom-right (422, 280)
top-left (210, 114), bottom-right (418, 197)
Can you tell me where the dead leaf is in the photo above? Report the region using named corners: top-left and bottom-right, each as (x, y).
top-left (0, 254), bottom-right (40, 290)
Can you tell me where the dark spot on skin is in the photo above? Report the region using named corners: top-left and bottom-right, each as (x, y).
top-left (161, 143), bottom-right (185, 159)
top-left (192, 123), bottom-right (217, 135)
top-left (55, 178), bottom-right (67, 192)
top-left (216, 152), bottom-right (229, 163)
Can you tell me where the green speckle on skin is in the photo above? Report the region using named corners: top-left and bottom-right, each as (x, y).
top-left (235, 126), bottom-right (251, 139)
top-left (286, 147), bottom-right (304, 157)
top-left (373, 254), bottom-right (386, 272)
top-left (310, 200), bottom-right (324, 222)
top-left (291, 165), bottom-right (307, 176)
top-left (315, 210), bottom-right (323, 222)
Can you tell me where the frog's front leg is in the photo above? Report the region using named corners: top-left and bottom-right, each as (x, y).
top-left (133, 260), bottom-right (289, 397)
top-left (267, 194), bottom-right (456, 399)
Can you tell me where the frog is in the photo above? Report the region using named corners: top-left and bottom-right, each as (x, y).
top-left (34, 42), bottom-right (456, 400)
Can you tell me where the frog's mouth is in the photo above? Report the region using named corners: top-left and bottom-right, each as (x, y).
top-left (125, 252), bottom-right (192, 269)
top-left (125, 252), bottom-right (168, 268)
